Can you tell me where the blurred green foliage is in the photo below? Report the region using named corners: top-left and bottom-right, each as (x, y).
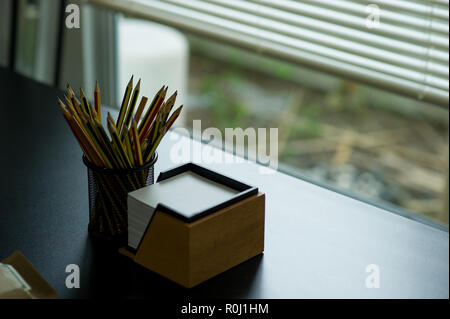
top-left (200, 71), bottom-right (250, 128)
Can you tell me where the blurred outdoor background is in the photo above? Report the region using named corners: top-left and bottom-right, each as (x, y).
top-left (1, 0), bottom-right (448, 225)
top-left (185, 34), bottom-right (449, 225)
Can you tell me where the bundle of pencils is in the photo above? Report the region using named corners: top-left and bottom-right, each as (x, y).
top-left (58, 76), bottom-right (182, 170)
top-left (58, 77), bottom-right (183, 240)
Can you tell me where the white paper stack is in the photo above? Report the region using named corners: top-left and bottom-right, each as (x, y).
top-left (127, 171), bottom-right (239, 250)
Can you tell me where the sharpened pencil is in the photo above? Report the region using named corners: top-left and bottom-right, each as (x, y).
top-left (107, 113), bottom-right (132, 169)
top-left (138, 85), bottom-right (166, 139)
top-left (122, 79), bottom-right (140, 136)
top-left (123, 126), bottom-right (135, 167)
top-left (116, 76), bottom-right (133, 134)
top-left (164, 105), bottom-right (183, 133)
top-left (134, 96), bottom-right (148, 124)
top-left (94, 82), bottom-right (101, 121)
top-left (80, 88), bottom-right (93, 119)
top-left (131, 119), bottom-right (143, 166)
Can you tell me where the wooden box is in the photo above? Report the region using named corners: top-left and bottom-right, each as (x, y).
top-left (120, 163), bottom-right (265, 288)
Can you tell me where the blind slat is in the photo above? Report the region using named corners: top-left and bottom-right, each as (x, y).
top-left (89, 0), bottom-right (449, 106)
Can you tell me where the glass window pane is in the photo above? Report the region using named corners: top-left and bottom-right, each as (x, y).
top-left (14, 0), bottom-right (59, 84)
top-left (183, 34), bottom-right (449, 226)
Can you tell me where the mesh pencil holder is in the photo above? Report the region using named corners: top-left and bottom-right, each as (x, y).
top-left (83, 153), bottom-right (158, 245)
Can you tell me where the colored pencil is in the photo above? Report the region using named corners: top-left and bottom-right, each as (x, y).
top-left (80, 88), bottom-right (93, 119)
top-left (133, 96), bottom-right (148, 124)
top-left (59, 79), bottom-right (182, 169)
top-left (116, 76), bottom-right (133, 134)
top-left (122, 79), bottom-right (140, 136)
top-left (131, 119), bottom-right (143, 166)
top-left (94, 82), bottom-right (101, 121)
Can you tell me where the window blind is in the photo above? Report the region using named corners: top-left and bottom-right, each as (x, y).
top-left (89, 0), bottom-right (449, 107)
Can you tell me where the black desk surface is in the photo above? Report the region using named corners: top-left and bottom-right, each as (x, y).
top-left (0, 68), bottom-right (448, 299)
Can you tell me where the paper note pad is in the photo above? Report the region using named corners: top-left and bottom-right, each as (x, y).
top-left (128, 171), bottom-right (239, 250)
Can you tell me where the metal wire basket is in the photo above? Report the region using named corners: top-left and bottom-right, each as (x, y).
top-left (83, 153), bottom-right (158, 245)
